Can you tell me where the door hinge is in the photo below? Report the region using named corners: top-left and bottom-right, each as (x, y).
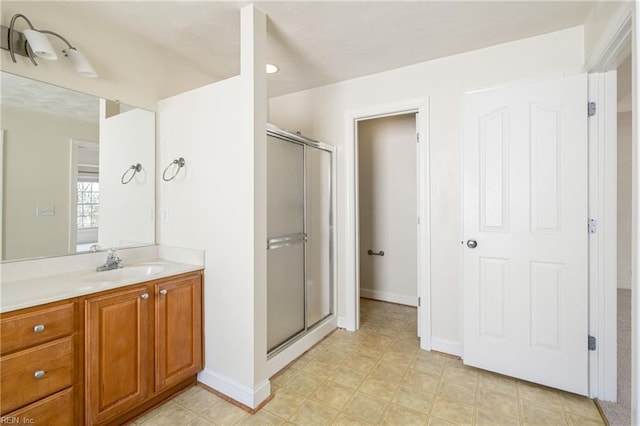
top-left (588, 218), bottom-right (598, 234)
top-left (418, 297), bottom-right (421, 307)
top-left (417, 216), bottom-right (420, 225)
top-left (588, 335), bottom-right (596, 351)
top-left (588, 102), bottom-right (596, 117)
top-left (416, 132), bottom-right (420, 143)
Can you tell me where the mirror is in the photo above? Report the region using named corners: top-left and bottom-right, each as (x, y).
top-left (0, 72), bottom-right (155, 261)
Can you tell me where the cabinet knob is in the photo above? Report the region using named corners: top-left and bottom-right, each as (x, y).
top-left (33, 324), bottom-right (45, 333)
top-left (34, 370), bottom-right (46, 379)
top-left (141, 293), bottom-right (149, 300)
top-left (159, 289), bottom-right (168, 296)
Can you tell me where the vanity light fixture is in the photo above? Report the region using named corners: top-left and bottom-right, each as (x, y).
top-left (1, 13), bottom-right (98, 78)
top-left (266, 63), bottom-right (279, 74)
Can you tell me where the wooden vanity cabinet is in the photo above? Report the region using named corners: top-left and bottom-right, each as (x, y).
top-left (155, 273), bottom-right (203, 392)
top-left (85, 284), bottom-right (152, 425)
top-left (0, 300), bottom-right (79, 425)
top-left (85, 270), bottom-right (203, 425)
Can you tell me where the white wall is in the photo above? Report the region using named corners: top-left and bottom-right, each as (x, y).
top-left (619, 111), bottom-right (633, 289)
top-left (358, 114), bottom-right (417, 306)
top-left (1, 106), bottom-right (98, 259)
top-left (0, 2), bottom-right (216, 110)
top-left (98, 102), bottom-right (155, 249)
top-left (157, 6), bottom-right (268, 409)
top-left (269, 26), bottom-right (584, 349)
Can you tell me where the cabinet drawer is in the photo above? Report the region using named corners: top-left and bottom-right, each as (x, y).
top-left (1, 337), bottom-right (74, 414)
top-left (1, 302), bottom-right (74, 355)
top-left (4, 387), bottom-right (74, 426)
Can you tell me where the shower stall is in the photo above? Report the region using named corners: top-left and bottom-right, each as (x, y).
top-left (266, 126), bottom-right (335, 355)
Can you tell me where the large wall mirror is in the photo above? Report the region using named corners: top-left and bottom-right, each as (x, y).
top-left (0, 72), bottom-right (155, 261)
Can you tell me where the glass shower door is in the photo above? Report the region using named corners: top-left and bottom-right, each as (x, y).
top-left (306, 147), bottom-right (332, 327)
top-left (266, 135), bottom-right (306, 352)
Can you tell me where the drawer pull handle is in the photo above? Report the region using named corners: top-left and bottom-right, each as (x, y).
top-left (141, 293), bottom-right (149, 300)
top-left (34, 370), bottom-right (46, 379)
top-left (33, 324), bottom-right (45, 333)
top-left (159, 289), bottom-right (167, 296)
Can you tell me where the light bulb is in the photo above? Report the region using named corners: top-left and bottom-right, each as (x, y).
top-left (23, 29), bottom-right (57, 60)
top-left (65, 49), bottom-right (98, 78)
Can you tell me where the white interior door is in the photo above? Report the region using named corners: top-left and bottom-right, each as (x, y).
top-left (462, 74), bottom-right (588, 395)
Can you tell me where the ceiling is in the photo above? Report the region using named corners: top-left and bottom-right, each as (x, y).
top-left (62, 1), bottom-right (596, 98)
top-left (1, 72), bottom-right (99, 123)
top-left (1, 73), bottom-right (135, 123)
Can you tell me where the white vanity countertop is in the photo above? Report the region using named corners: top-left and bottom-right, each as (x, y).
top-left (0, 258), bottom-right (204, 313)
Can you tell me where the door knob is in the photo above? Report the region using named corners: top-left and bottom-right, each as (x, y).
top-left (466, 240), bottom-right (478, 249)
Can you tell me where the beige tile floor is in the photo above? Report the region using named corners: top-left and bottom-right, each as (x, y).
top-left (133, 299), bottom-right (605, 425)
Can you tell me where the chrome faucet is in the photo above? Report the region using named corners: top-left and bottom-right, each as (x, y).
top-left (96, 248), bottom-right (123, 272)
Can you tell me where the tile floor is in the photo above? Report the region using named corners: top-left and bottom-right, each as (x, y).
top-left (133, 299), bottom-right (605, 425)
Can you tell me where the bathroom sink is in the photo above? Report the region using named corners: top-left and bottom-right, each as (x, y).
top-left (81, 264), bottom-right (167, 283)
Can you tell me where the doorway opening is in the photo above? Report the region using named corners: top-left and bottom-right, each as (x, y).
top-left (597, 50), bottom-right (633, 424)
top-left (69, 139), bottom-right (99, 253)
top-left (345, 97), bottom-right (431, 351)
top-left (357, 113), bottom-right (419, 333)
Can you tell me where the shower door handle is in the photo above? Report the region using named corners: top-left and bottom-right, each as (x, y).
top-left (267, 233), bottom-right (307, 250)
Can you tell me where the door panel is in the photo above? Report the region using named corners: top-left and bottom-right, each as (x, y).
top-left (155, 273), bottom-right (203, 392)
top-left (267, 242), bottom-right (305, 351)
top-left (267, 135), bottom-right (306, 351)
top-left (85, 285), bottom-right (150, 424)
top-left (462, 74), bottom-right (588, 395)
top-left (267, 135), bottom-right (304, 237)
top-left (306, 148), bottom-right (332, 327)
top-left (358, 115), bottom-right (417, 305)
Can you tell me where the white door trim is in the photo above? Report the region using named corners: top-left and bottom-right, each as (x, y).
top-left (343, 97), bottom-right (431, 350)
top-left (583, 2), bottom-right (634, 403)
top-left (587, 72), bottom-right (618, 401)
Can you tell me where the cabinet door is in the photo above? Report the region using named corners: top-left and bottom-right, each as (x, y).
top-left (155, 273), bottom-right (203, 392)
top-left (85, 286), bottom-right (151, 425)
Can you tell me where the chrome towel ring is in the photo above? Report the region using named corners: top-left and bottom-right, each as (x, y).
top-left (162, 157), bottom-right (185, 182)
top-left (121, 163), bottom-right (142, 184)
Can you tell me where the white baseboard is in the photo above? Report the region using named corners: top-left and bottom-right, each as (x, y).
top-left (430, 337), bottom-right (462, 357)
top-left (360, 287), bottom-right (417, 307)
top-left (618, 280), bottom-right (632, 290)
top-left (197, 369), bottom-right (270, 409)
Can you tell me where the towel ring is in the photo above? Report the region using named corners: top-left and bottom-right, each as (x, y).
top-left (121, 163), bottom-right (142, 184)
top-left (162, 157), bottom-right (185, 182)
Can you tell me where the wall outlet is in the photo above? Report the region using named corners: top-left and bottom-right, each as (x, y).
top-left (36, 205), bottom-right (55, 216)
top-left (161, 209), bottom-right (169, 223)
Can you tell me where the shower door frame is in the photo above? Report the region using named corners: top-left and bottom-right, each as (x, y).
top-left (266, 125), bottom-right (336, 357)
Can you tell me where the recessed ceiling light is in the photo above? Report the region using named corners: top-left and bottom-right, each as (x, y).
top-left (266, 63), bottom-right (279, 74)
